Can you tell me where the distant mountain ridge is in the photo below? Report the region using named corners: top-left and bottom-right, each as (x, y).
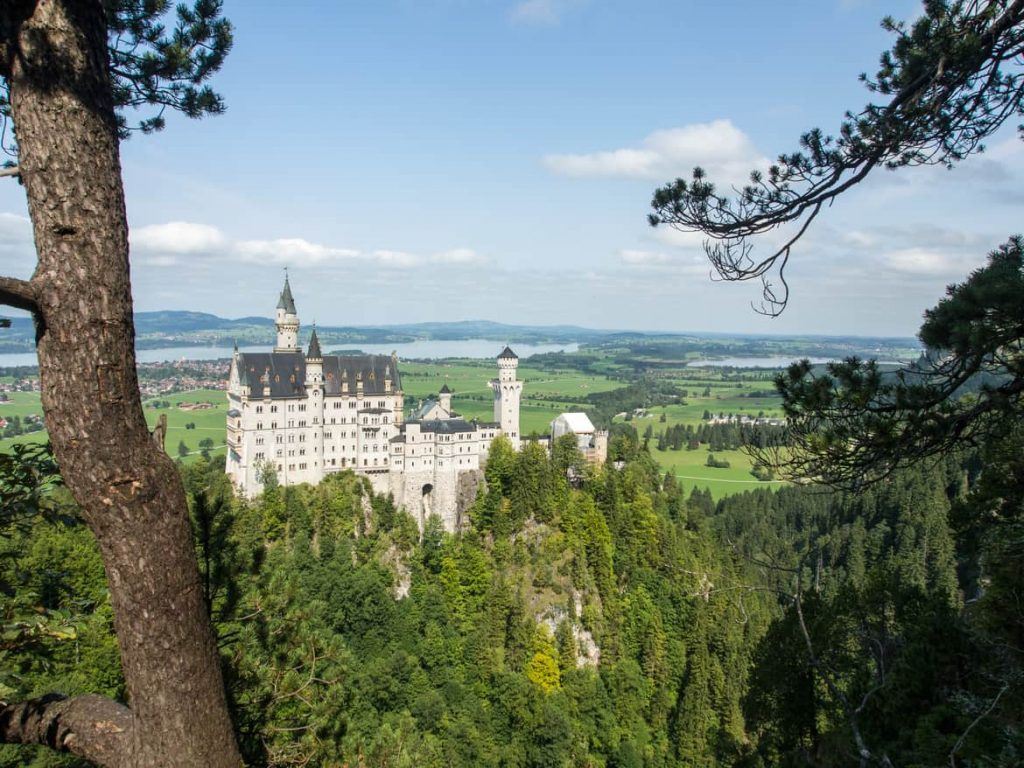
top-left (0, 311), bottom-right (625, 353)
top-left (0, 310), bottom-right (920, 356)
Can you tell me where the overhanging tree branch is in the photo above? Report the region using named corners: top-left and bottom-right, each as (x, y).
top-left (649, 0), bottom-right (1024, 314)
top-left (0, 275), bottom-right (37, 314)
top-left (0, 694), bottom-right (133, 768)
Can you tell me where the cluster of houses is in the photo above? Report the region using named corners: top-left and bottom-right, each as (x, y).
top-left (704, 413), bottom-right (785, 427)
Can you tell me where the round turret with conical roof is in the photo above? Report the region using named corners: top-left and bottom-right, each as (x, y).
top-left (274, 272), bottom-right (300, 351)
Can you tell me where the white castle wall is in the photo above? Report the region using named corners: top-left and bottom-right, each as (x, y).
top-left (227, 282), bottom-right (522, 532)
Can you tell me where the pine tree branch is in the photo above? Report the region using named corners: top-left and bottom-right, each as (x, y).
top-left (0, 694), bottom-right (134, 767)
top-left (949, 683), bottom-right (1009, 767)
top-left (0, 275), bottom-right (37, 314)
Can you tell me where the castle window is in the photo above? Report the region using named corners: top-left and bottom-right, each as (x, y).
top-left (256, 406), bottom-right (263, 414)
top-left (271, 405), bottom-right (278, 413)
top-left (256, 422), bottom-right (263, 430)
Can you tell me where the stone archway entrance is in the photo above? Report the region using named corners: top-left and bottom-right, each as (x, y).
top-left (421, 483), bottom-right (434, 528)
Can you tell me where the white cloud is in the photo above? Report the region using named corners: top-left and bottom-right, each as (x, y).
top-left (509, 0), bottom-right (581, 25)
top-left (652, 227), bottom-right (708, 250)
top-left (882, 248), bottom-right (957, 276)
top-left (371, 249), bottom-right (420, 268)
top-left (794, 223), bottom-right (1002, 286)
top-left (543, 120), bottom-right (769, 187)
top-left (432, 247), bottom-right (484, 264)
top-left (127, 220), bottom-right (485, 271)
top-left (131, 221), bottom-right (225, 254)
top-left (233, 238), bottom-right (360, 265)
top-left (618, 248), bottom-right (708, 276)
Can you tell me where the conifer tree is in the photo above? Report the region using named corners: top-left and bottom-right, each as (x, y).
top-left (0, 1), bottom-right (239, 763)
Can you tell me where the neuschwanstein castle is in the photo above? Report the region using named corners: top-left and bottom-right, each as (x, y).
top-left (225, 277), bottom-right (524, 531)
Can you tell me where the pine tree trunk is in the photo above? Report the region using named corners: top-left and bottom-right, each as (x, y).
top-left (1, 1), bottom-right (241, 765)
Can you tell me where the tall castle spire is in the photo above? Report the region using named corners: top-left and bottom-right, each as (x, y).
top-left (277, 273), bottom-right (297, 314)
top-left (274, 271), bottom-right (300, 352)
top-left (307, 325), bottom-right (322, 359)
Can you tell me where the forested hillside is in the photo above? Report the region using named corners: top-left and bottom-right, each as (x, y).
top-left (3, 426), bottom-right (1014, 767)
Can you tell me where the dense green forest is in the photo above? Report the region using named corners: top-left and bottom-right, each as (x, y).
top-left (2, 422), bottom-right (1018, 766)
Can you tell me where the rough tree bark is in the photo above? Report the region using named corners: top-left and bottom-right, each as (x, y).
top-left (0, 1), bottom-right (242, 765)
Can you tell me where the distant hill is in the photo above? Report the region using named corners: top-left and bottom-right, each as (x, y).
top-left (0, 310), bottom-right (920, 359)
top-left (0, 311), bottom-right (630, 353)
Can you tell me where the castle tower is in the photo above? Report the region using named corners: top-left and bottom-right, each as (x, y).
top-left (304, 327), bottom-right (325, 471)
top-left (491, 346), bottom-right (523, 449)
top-left (274, 274), bottom-right (300, 352)
top-left (439, 382), bottom-right (452, 417)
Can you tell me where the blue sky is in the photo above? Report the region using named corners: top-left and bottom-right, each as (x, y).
top-left (2, 0), bottom-right (1022, 336)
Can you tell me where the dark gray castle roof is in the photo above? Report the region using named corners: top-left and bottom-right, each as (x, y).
top-left (411, 399), bottom-right (439, 420)
top-left (411, 418), bottom-right (478, 434)
top-left (307, 328), bottom-right (322, 359)
top-left (439, 382), bottom-right (452, 394)
top-left (236, 352), bottom-right (400, 399)
top-left (277, 277), bottom-right (297, 314)
top-left (498, 345), bottom-right (518, 360)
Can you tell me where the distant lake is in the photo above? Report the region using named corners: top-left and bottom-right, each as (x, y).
top-left (686, 356), bottom-right (907, 368)
top-left (0, 339), bottom-right (579, 367)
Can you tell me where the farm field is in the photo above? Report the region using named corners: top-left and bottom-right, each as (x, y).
top-left (653, 446), bottom-right (785, 498)
top-left (617, 377), bottom-right (787, 498)
top-left (0, 388), bottom-right (228, 464)
top-left (146, 389), bottom-right (228, 462)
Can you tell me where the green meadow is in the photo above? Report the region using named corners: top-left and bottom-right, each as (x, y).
top-left (616, 374), bottom-right (787, 498)
top-left (0, 388), bottom-right (229, 464)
